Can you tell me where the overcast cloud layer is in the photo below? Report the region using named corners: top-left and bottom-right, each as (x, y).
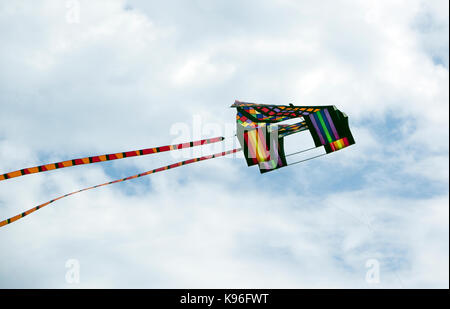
top-left (0, 0), bottom-right (448, 288)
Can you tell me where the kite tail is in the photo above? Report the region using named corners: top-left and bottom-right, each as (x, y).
top-left (0, 148), bottom-right (241, 228)
top-left (0, 137), bottom-right (225, 182)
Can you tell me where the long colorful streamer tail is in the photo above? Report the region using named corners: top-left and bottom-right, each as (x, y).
top-left (0, 148), bottom-right (241, 228)
top-left (0, 136), bottom-right (225, 182)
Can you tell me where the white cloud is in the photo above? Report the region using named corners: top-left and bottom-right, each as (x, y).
top-left (172, 54), bottom-right (236, 86)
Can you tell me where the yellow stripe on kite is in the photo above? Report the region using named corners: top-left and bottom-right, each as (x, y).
top-left (255, 129), bottom-right (269, 162)
top-left (248, 130), bottom-right (268, 163)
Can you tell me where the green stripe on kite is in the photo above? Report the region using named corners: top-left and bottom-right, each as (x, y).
top-left (316, 112), bottom-right (333, 143)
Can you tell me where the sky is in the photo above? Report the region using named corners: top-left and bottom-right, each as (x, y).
top-left (0, 0), bottom-right (448, 288)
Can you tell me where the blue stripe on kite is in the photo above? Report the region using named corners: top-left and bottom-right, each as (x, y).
top-left (320, 109), bottom-right (337, 142)
top-left (309, 114), bottom-right (326, 145)
top-left (313, 112), bottom-right (327, 143)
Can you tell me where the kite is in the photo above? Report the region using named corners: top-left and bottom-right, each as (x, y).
top-left (231, 100), bottom-right (355, 173)
top-left (0, 100), bottom-right (355, 228)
